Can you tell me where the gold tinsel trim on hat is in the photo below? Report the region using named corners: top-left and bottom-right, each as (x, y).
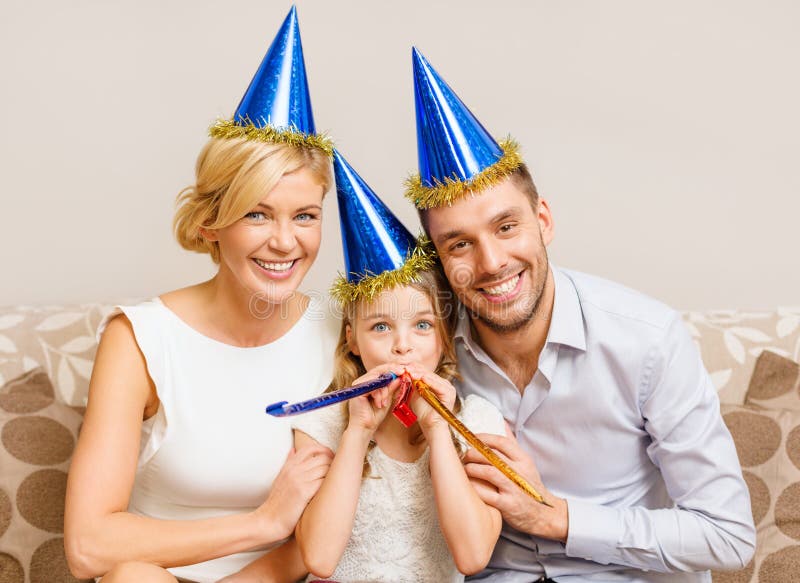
top-left (331, 237), bottom-right (436, 305)
top-left (404, 139), bottom-right (522, 209)
top-left (209, 118), bottom-right (334, 156)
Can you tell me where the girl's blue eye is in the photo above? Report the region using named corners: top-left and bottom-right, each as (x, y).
top-left (416, 320), bottom-right (433, 331)
top-left (372, 322), bottom-right (389, 332)
top-left (296, 213), bottom-right (313, 221)
top-left (245, 211), bottom-right (266, 221)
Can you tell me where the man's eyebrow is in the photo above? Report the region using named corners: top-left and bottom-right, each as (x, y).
top-left (489, 208), bottom-right (523, 224)
top-left (435, 207), bottom-right (523, 245)
top-left (435, 229), bottom-right (465, 246)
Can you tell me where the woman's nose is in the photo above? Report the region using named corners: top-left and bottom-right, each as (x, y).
top-left (268, 222), bottom-right (295, 253)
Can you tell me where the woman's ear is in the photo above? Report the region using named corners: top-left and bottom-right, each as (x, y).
top-left (345, 323), bottom-right (360, 356)
top-left (199, 226), bottom-right (219, 242)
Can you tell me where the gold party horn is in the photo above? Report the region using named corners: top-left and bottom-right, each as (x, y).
top-left (415, 379), bottom-right (552, 507)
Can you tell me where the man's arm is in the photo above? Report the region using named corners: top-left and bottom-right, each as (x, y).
top-left (465, 314), bottom-right (756, 573)
top-left (566, 314), bottom-right (755, 571)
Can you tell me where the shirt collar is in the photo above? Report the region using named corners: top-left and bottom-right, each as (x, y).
top-left (546, 266), bottom-right (586, 351)
top-left (454, 264), bottom-right (586, 352)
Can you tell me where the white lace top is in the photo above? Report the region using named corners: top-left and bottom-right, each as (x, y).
top-left (292, 394), bottom-right (506, 583)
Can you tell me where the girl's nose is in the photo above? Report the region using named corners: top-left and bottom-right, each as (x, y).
top-left (392, 333), bottom-right (413, 356)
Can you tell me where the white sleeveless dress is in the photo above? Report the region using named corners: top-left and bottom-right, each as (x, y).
top-left (96, 296), bottom-right (339, 582)
top-left (292, 394), bottom-right (506, 583)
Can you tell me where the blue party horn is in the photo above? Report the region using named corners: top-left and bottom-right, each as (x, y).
top-left (266, 372), bottom-right (397, 417)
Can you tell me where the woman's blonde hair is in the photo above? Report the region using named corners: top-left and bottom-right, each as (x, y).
top-left (174, 137), bottom-right (332, 263)
top-left (327, 265), bottom-right (462, 476)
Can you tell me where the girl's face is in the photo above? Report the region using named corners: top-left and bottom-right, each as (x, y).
top-left (206, 168), bottom-right (325, 303)
top-left (348, 285), bottom-right (443, 373)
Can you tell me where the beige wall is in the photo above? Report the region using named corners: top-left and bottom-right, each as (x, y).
top-left (1, 0), bottom-right (797, 310)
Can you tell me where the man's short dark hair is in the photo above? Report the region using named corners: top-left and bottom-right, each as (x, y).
top-left (418, 163), bottom-right (539, 234)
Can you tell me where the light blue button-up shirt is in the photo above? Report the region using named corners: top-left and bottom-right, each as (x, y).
top-left (458, 266), bottom-right (755, 582)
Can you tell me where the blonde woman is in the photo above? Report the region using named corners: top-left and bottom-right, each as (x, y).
top-left (65, 8), bottom-right (339, 583)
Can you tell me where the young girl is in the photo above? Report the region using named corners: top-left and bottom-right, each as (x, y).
top-left (289, 151), bottom-right (505, 582)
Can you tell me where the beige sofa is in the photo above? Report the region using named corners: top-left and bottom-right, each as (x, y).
top-left (1, 303), bottom-right (798, 582)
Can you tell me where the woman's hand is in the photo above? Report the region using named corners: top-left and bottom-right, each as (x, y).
top-left (406, 366), bottom-right (457, 435)
top-left (255, 443), bottom-right (334, 540)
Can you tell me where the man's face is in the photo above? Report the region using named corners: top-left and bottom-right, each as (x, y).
top-left (425, 178), bottom-right (554, 333)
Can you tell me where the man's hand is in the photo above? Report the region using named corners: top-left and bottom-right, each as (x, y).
top-left (463, 432), bottom-right (569, 542)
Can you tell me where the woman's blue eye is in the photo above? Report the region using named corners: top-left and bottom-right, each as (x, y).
top-left (245, 211), bottom-right (266, 221)
top-left (372, 322), bottom-right (389, 332)
top-left (416, 321), bottom-right (433, 331)
top-left (296, 213), bottom-right (313, 221)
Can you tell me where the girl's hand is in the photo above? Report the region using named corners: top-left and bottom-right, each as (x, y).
top-left (406, 366), bottom-right (457, 434)
top-left (346, 364), bottom-right (403, 435)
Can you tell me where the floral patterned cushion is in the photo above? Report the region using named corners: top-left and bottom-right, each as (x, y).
top-left (685, 308), bottom-right (800, 405)
top-left (0, 305), bottom-right (115, 407)
top-left (715, 403), bottom-right (800, 582)
top-left (0, 368), bottom-right (91, 582)
top-left (745, 351), bottom-right (800, 411)
top-left (712, 351), bottom-right (800, 582)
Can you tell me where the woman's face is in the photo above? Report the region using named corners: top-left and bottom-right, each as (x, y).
top-left (348, 285), bottom-right (443, 373)
top-left (211, 167), bottom-right (325, 304)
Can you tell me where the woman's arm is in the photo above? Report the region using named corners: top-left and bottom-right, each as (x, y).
top-left (64, 315), bottom-right (332, 579)
top-left (294, 369), bottom-right (396, 579)
top-left (217, 537), bottom-right (307, 583)
top-left (412, 370), bottom-right (503, 575)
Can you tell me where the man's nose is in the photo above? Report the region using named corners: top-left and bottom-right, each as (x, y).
top-left (476, 238), bottom-right (508, 276)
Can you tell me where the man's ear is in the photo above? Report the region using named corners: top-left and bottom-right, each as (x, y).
top-left (536, 198), bottom-right (555, 246)
top-left (345, 323), bottom-right (359, 356)
top-left (199, 227), bottom-right (219, 242)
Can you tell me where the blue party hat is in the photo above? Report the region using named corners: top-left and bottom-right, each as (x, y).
top-left (332, 150), bottom-right (434, 303)
top-left (406, 48), bottom-right (521, 209)
top-left (209, 6), bottom-right (332, 154)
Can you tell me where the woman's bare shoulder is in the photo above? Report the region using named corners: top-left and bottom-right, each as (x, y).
top-left (158, 281), bottom-right (213, 324)
top-left (159, 281), bottom-right (209, 309)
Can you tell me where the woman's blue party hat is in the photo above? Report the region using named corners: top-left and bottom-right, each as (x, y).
top-left (406, 48), bottom-right (521, 208)
top-left (209, 6), bottom-right (332, 154)
top-left (332, 150), bottom-right (434, 303)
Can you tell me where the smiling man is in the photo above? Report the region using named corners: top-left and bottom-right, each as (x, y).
top-left (406, 48), bottom-right (756, 583)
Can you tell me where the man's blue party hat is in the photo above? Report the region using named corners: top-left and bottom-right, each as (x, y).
top-left (406, 48), bottom-right (521, 208)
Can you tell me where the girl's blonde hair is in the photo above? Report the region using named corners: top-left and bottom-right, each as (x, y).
top-left (174, 137), bottom-right (332, 263)
top-left (327, 265), bottom-right (462, 476)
